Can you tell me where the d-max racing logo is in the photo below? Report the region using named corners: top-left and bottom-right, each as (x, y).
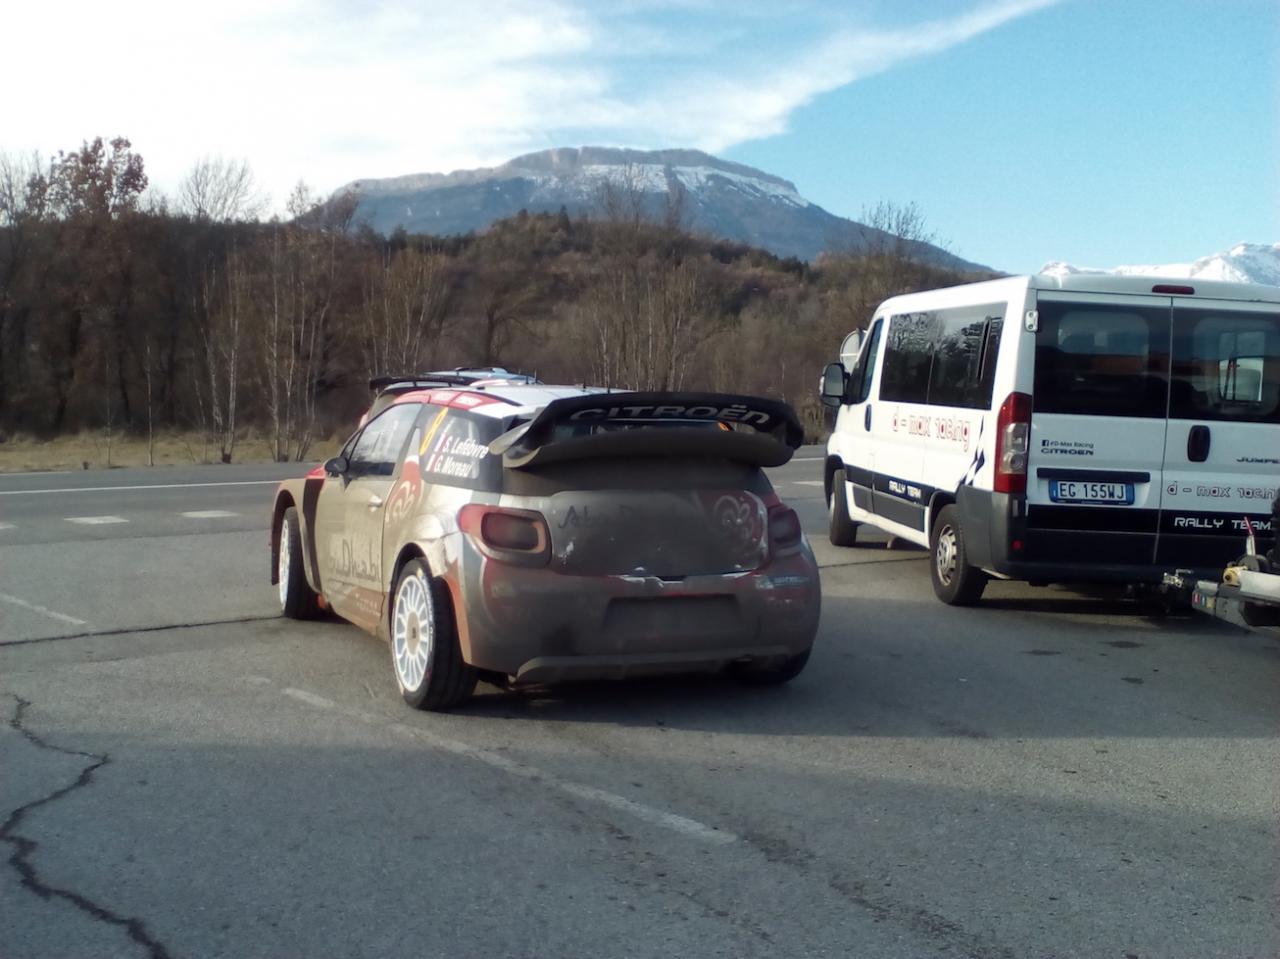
top-left (1040, 439), bottom-right (1094, 457)
top-left (889, 410), bottom-right (972, 451)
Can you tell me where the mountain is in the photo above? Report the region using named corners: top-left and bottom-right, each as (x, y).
top-left (341, 146), bottom-right (984, 270)
top-left (1040, 242), bottom-right (1280, 286)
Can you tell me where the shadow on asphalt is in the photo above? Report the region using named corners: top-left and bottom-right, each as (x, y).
top-left (452, 588), bottom-right (1280, 739)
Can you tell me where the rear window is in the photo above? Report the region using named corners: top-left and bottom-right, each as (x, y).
top-left (418, 407), bottom-right (502, 490)
top-left (1170, 309), bottom-right (1280, 423)
top-left (1033, 303), bottom-right (1170, 418)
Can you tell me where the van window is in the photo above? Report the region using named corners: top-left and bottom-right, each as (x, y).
top-left (878, 306), bottom-right (1003, 409)
top-left (852, 319), bottom-right (883, 403)
top-left (1170, 309), bottom-right (1280, 423)
top-left (879, 312), bottom-right (933, 404)
top-left (1033, 303), bottom-right (1171, 418)
top-left (928, 308), bottom-right (1004, 409)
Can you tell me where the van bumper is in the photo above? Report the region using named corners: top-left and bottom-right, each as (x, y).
top-left (955, 486), bottom-right (1225, 585)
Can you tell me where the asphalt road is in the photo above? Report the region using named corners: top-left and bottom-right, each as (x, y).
top-left (2, 452), bottom-right (1278, 959)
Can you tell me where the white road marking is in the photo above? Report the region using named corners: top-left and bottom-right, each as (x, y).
top-left (182, 510), bottom-right (238, 519)
top-left (0, 522), bottom-right (14, 530)
top-left (0, 592), bottom-right (87, 626)
top-left (65, 515), bottom-right (128, 525)
top-left (280, 686), bottom-right (737, 845)
top-left (0, 480), bottom-right (281, 497)
top-left (282, 688), bottom-right (336, 709)
top-left (791, 456), bottom-right (822, 462)
top-left (790, 480), bottom-right (824, 486)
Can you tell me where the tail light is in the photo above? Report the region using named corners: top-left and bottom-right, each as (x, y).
top-left (994, 392), bottom-right (1032, 494)
top-left (458, 505), bottom-right (550, 566)
top-left (768, 505), bottom-right (803, 552)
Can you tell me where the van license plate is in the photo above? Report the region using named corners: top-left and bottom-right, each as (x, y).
top-left (1049, 481), bottom-right (1134, 505)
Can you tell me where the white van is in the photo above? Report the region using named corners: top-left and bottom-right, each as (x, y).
top-left (820, 274), bottom-right (1280, 604)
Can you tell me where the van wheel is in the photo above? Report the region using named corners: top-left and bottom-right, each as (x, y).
top-left (390, 560), bottom-right (477, 711)
top-left (930, 505), bottom-right (988, 606)
top-left (827, 470), bottom-right (859, 547)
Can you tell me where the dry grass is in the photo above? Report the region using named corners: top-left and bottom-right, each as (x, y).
top-left (0, 431), bottom-right (340, 473)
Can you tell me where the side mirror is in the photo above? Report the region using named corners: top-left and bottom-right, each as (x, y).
top-left (323, 455), bottom-right (348, 477)
top-left (820, 362), bottom-right (847, 408)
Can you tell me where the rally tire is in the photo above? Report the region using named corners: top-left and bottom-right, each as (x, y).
top-left (390, 560), bottom-right (477, 711)
top-left (278, 506), bottom-right (320, 619)
top-left (827, 469), bottom-right (860, 547)
top-left (731, 648), bottom-right (812, 686)
top-left (930, 504), bottom-right (988, 606)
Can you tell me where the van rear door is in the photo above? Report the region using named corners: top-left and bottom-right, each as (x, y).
top-left (1026, 292), bottom-right (1171, 567)
top-left (1157, 297), bottom-right (1280, 567)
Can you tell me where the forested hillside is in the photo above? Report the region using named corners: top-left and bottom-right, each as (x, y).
top-left (0, 138), bottom-right (990, 461)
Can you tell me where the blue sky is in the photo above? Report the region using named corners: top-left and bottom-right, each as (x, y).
top-left (5, 0), bottom-right (1276, 273)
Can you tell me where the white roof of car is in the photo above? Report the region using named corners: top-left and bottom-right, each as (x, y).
top-left (397, 383), bottom-right (606, 419)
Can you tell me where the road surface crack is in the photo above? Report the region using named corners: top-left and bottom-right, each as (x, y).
top-left (1, 693), bottom-right (175, 959)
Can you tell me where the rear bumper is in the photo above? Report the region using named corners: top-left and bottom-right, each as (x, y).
top-left (955, 486), bottom-right (1241, 585)
top-left (453, 540), bottom-right (821, 681)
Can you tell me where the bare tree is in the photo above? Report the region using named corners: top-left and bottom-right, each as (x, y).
top-left (178, 156), bottom-right (265, 223)
top-left (260, 182), bottom-right (342, 462)
top-left (193, 244), bottom-right (248, 462)
top-left (0, 151), bottom-right (42, 424)
top-left (360, 245), bottom-right (454, 378)
top-left (858, 199), bottom-right (942, 261)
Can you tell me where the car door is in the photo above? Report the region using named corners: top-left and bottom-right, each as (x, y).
top-left (321, 403), bottom-right (423, 631)
top-left (1025, 292), bottom-right (1172, 567)
top-left (1157, 297), bottom-right (1280, 567)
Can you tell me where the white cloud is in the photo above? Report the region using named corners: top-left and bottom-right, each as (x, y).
top-left (2, 0), bottom-right (1057, 207)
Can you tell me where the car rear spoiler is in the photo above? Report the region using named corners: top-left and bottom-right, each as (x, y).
top-left (490, 391), bottom-right (804, 469)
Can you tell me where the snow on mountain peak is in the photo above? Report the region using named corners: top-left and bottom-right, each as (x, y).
top-left (1040, 242), bottom-right (1280, 286)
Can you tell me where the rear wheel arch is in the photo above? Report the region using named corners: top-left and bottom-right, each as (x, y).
top-left (389, 543), bottom-right (428, 599)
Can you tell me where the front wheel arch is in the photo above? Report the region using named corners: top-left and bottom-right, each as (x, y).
top-left (824, 456), bottom-right (844, 502)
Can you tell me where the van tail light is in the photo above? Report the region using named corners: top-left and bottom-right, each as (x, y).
top-left (994, 392), bottom-right (1032, 494)
top-left (458, 505), bottom-right (550, 566)
top-left (768, 505), bottom-right (803, 552)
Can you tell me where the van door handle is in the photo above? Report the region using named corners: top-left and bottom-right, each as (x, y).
top-left (367, 495), bottom-right (385, 510)
top-left (1187, 425), bottom-right (1210, 462)
top-left (864, 405), bottom-right (873, 431)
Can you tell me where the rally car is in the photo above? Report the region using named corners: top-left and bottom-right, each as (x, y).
top-left (269, 382), bottom-right (821, 710)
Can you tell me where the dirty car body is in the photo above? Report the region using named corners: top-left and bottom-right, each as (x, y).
top-left (270, 384), bottom-right (821, 709)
